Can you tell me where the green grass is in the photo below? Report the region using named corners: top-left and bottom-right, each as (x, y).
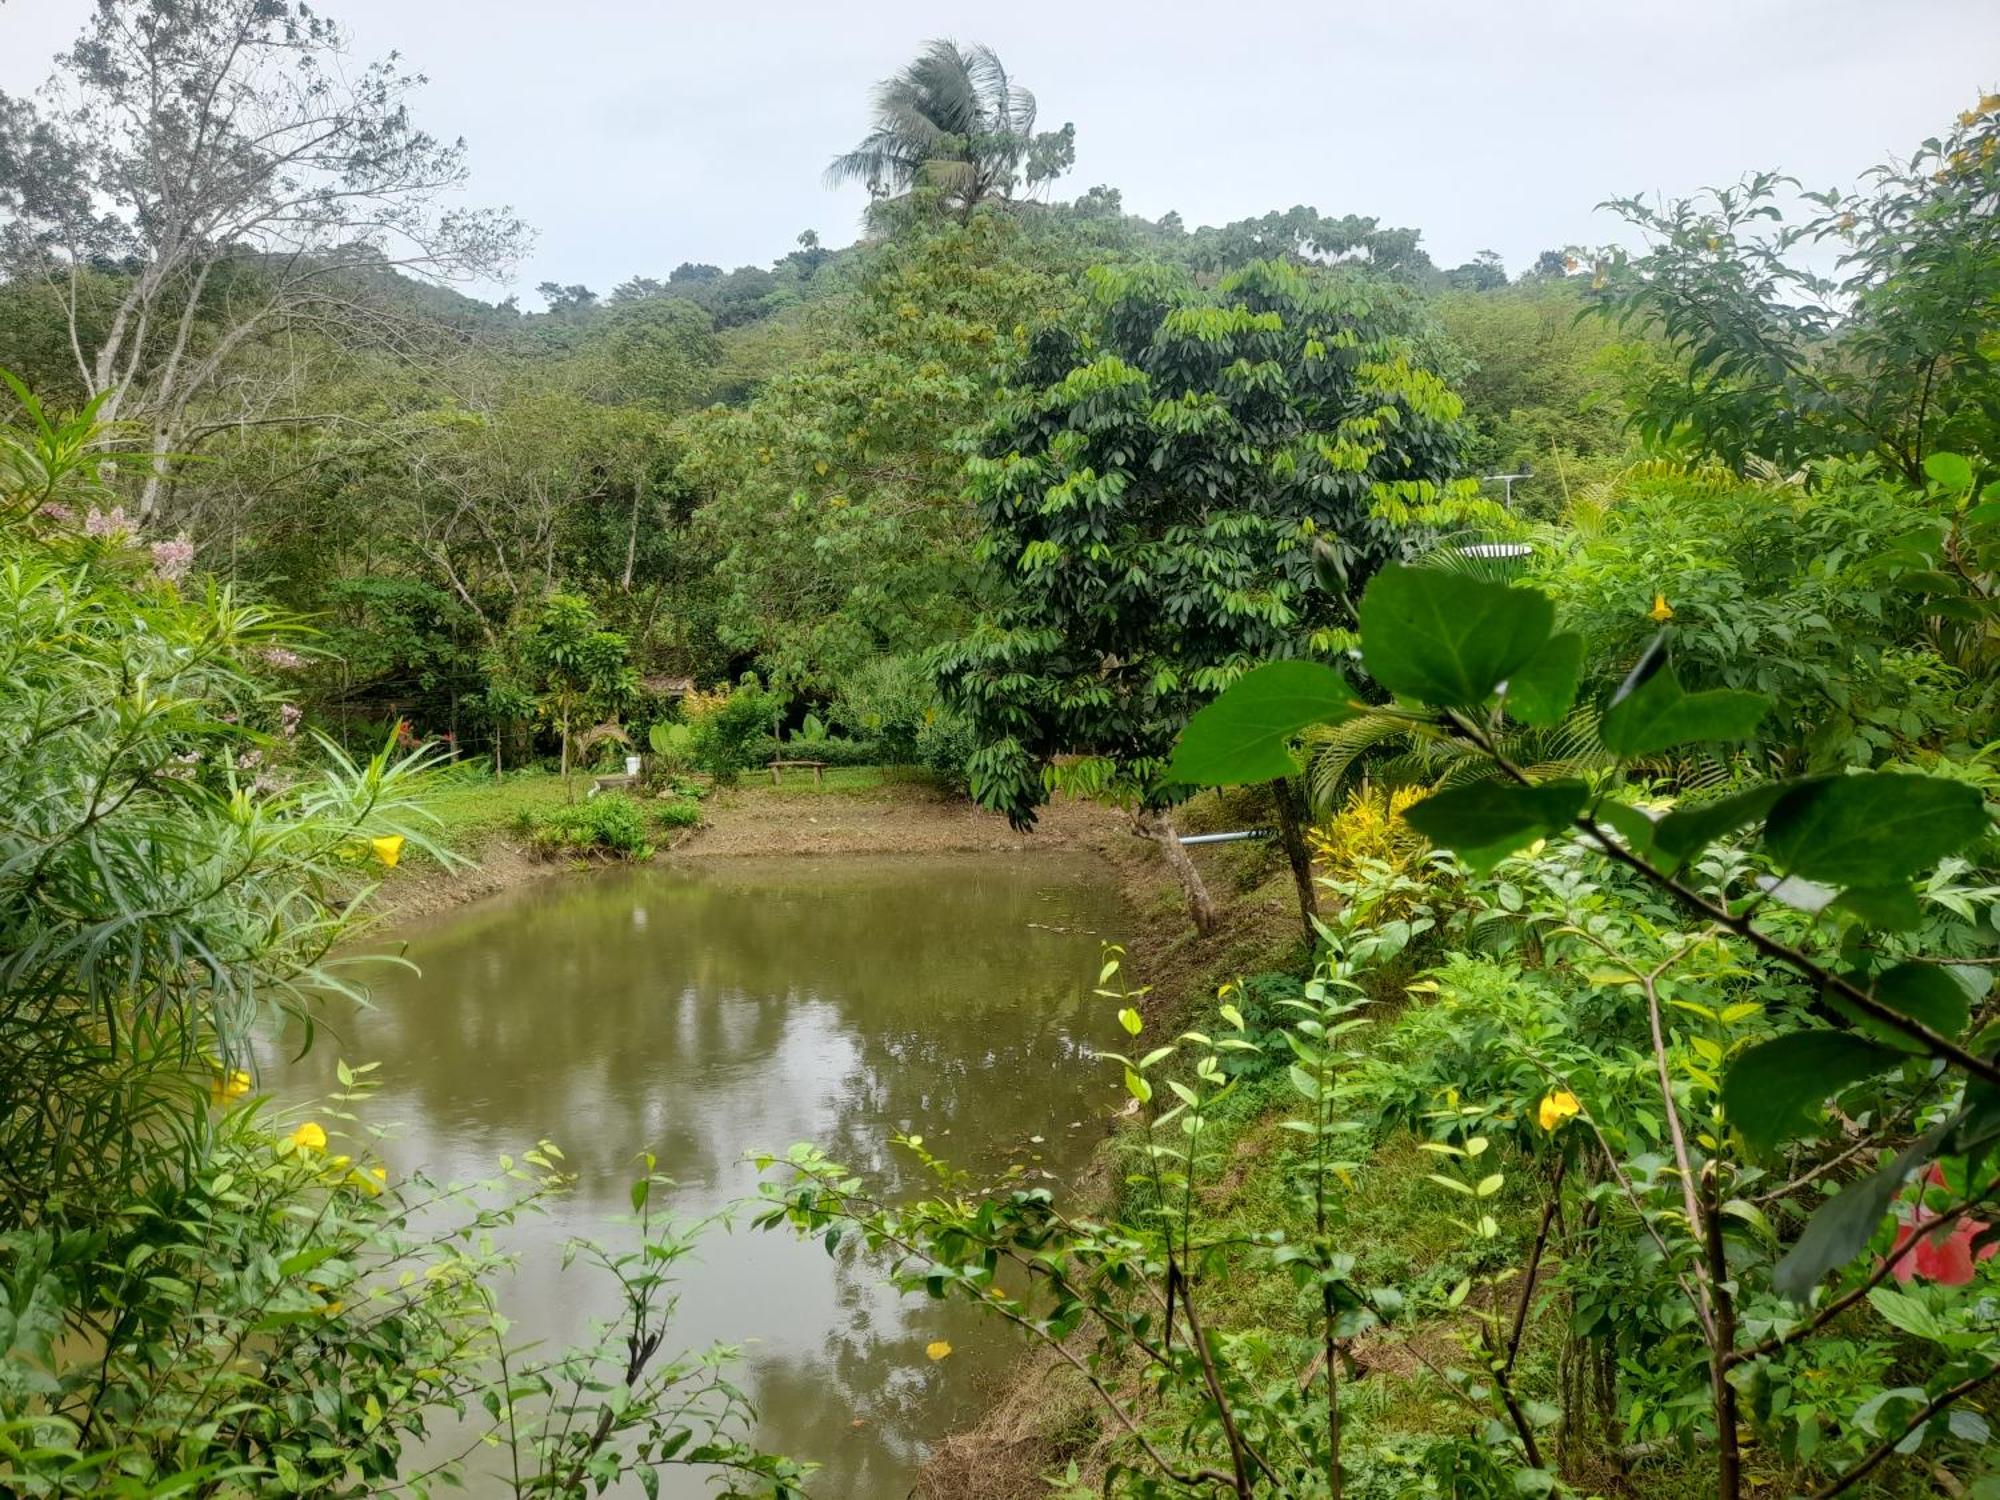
top-left (729, 764), bottom-right (932, 797)
top-left (410, 767), bottom-right (575, 863)
top-left (407, 762), bottom-right (927, 865)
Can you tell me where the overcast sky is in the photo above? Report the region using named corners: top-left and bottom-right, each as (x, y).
top-left (3, 0), bottom-right (1995, 305)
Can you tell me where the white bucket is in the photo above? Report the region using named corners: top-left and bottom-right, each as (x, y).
top-left (625, 754), bottom-right (642, 777)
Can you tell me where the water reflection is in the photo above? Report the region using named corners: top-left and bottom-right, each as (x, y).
top-left (265, 853), bottom-right (1127, 1496)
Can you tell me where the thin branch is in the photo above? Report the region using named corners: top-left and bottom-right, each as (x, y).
top-left (1811, 1363), bottom-right (1999, 1499)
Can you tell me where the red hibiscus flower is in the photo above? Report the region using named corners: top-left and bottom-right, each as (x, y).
top-left (1885, 1167), bottom-right (1996, 1287)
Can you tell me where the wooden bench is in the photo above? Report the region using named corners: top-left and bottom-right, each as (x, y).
top-left (767, 758), bottom-right (828, 786)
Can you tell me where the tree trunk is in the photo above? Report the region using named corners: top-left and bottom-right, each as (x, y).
top-left (621, 481), bottom-right (641, 591)
top-left (1136, 808), bottom-right (1217, 937)
top-left (1270, 776), bottom-right (1319, 945)
top-left (1705, 1170), bottom-right (1743, 1500)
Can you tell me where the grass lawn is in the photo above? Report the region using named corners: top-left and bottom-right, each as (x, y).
top-left (408, 765), bottom-right (575, 863)
top-left (738, 764), bottom-right (931, 797)
top-left (406, 762), bottom-right (934, 863)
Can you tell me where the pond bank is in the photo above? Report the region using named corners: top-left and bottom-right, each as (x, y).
top-left (369, 768), bottom-right (1138, 923)
top-left (912, 788), bottom-right (1310, 1500)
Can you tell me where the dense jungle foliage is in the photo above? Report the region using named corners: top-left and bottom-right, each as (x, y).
top-left (2, 2), bottom-right (1998, 1495)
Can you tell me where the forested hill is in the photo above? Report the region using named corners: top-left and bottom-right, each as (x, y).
top-left (0, 178), bottom-right (1616, 766)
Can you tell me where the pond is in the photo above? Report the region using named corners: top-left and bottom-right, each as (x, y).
top-left (264, 853), bottom-right (1129, 1497)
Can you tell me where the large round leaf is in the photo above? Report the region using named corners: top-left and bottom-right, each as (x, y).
top-left (1357, 566), bottom-right (1554, 708)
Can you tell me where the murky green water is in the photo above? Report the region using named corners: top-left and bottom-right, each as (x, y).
top-left (265, 853), bottom-right (1127, 1497)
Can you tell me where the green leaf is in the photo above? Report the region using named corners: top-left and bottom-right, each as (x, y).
top-left (1722, 1031), bottom-right (1902, 1150)
top-left (1652, 783), bottom-right (1787, 870)
top-left (1168, 660), bottom-right (1357, 786)
top-left (1764, 773), bottom-right (1987, 888)
top-left (1775, 1138), bottom-right (1935, 1301)
top-left (1599, 657), bottom-right (1768, 757)
top-left (1504, 632), bottom-right (1583, 727)
top-left (1832, 962), bottom-right (1975, 1049)
top-left (1402, 779), bottom-right (1588, 873)
top-left (1867, 1287), bottom-right (1948, 1341)
top-left (1592, 800), bottom-right (1658, 858)
top-left (1828, 884), bottom-right (1924, 931)
top-left (1357, 565), bottom-right (1554, 708)
top-left (1924, 451), bottom-right (1974, 491)
top-left (1949, 1408), bottom-right (1991, 1445)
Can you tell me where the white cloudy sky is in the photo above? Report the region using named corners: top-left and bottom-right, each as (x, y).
top-left (3, 0), bottom-right (1994, 304)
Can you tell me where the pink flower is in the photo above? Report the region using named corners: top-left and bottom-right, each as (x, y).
top-left (84, 505), bottom-right (131, 539)
top-left (261, 646), bottom-right (306, 670)
top-left (150, 536), bottom-right (194, 583)
top-left (37, 503), bottom-right (73, 523)
top-left (1887, 1218), bottom-right (1995, 1286)
top-left (279, 703), bottom-right (302, 737)
top-left (1886, 1167), bottom-right (1996, 1286)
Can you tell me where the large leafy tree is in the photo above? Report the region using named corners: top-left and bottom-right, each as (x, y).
top-left (826, 40), bottom-right (1075, 218)
top-left (0, 0), bottom-right (524, 519)
top-left (1175, 206), bottom-right (1436, 280)
top-left (677, 213), bottom-right (1091, 695)
top-left (1594, 95), bottom-right (2000, 483)
top-left (939, 258), bottom-right (1484, 934)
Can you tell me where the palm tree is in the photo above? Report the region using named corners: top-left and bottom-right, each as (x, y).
top-left (826, 40), bottom-right (1073, 216)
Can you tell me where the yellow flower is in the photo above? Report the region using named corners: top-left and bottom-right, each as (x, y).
top-left (351, 1163), bottom-right (388, 1196)
top-left (208, 1066), bottom-right (251, 1105)
top-left (1538, 1090), bottom-right (1581, 1132)
top-left (1649, 593), bottom-right (1674, 623)
top-left (288, 1120), bottom-right (328, 1152)
top-left (925, 1340), bottom-right (953, 1361)
top-left (370, 835), bottom-right (405, 869)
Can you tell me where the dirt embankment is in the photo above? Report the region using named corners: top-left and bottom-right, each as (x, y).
top-left (371, 776), bottom-right (1143, 924)
top-left (669, 779), bottom-right (1122, 858)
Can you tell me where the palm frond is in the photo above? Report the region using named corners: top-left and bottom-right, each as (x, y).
top-left (1303, 710), bottom-right (1415, 810)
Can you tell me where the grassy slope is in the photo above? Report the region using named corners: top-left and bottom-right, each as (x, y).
top-left (410, 765), bottom-right (576, 859)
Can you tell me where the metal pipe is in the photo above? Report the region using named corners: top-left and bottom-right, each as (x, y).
top-left (1177, 829), bottom-right (1273, 846)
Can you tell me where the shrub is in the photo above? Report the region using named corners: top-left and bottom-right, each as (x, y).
top-left (646, 719), bottom-right (697, 774)
top-left (1528, 466), bottom-right (1979, 765)
top-left (745, 733), bottom-right (883, 768)
top-left (831, 654), bottom-right (932, 761)
top-left (518, 795), bottom-right (654, 859)
top-left (914, 707), bottom-right (978, 795)
top-left (684, 676), bottom-right (780, 783)
top-left (655, 797), bottom-right (702, 830)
